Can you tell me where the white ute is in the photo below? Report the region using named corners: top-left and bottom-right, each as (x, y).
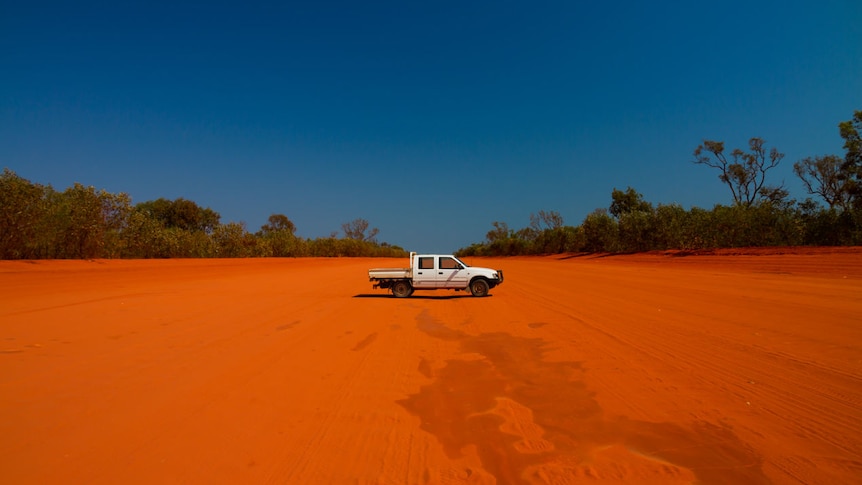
top-left (369, 252), bottom-right (504, 298)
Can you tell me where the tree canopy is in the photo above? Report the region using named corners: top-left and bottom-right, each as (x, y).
top-left (693, 138), bottom-right (785, 208)
top-left (839, 110), bottom-right (862, 208)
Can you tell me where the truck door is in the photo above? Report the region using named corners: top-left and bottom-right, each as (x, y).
top-left (436, 256), bottom-right (468, 288)
top-left (413, 256), bottom-right (437, 288)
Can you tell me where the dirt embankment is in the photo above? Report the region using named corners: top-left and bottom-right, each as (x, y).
top-left (2, 249), bottom-right (860, 484)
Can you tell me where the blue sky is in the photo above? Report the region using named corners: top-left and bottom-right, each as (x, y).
top-left (2, 1), bottom-right (861, 252)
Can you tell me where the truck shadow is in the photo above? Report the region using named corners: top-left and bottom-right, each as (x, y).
top-left (353, 294), bottom-right (487, 300)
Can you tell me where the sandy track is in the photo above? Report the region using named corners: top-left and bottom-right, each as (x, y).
top-left (1, 251), bottom-right (860, 484)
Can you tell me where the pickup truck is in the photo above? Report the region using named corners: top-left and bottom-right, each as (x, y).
top-left (368, 252), bottom-right (503, 297)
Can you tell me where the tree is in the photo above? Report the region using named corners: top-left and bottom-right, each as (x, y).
top-left (581, 209), bottom-right (618, 252)
top-left (528, 210), bottom-right (566, 254)
top-left (609, 187), bottom-right (652, 218)
top-left (617, 210), bottom-right (656, 252)
top-left (342, 218), bottom-right (379, 242)
top-left (212, 222), bottom-right (256, 257)
top-left (758, 185), bottom-right (792, 209)
top-left (56, 183), bottom-right (131, 259)
top-left (120, 209), bottom-right (166, 258)
top-left (485, 221), bottom-right (510, 242)
top-left (0, 169), bottom-right (47, 259)
top-left (260, 214), bottom-right (296, 235)
top-left (136, 198), bottom-right (220, 233)
top-left (838, 110), bottom-right (862, 208)
top-left (257, 214), bottom-right (300, 257)
top-left (529, 210), bottom-right (563, 232)
top-left (652, 203), bottom-right (693, 249)
top-left (693, 138), bottom-right (785, 207)
top-left (793, 155), bottom-right (851, 210)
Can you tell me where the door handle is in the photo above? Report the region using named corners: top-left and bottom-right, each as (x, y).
top-left (439, 272), bottom-right (443, 274)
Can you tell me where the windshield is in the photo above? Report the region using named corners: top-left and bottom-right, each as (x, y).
top-left (453, 256), bottom-right (469, 268)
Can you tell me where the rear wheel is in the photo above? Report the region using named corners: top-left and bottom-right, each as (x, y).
top-left (392, 280), bottom-right (412, 298)
top-left (470, 278), bottom-right (490, 297)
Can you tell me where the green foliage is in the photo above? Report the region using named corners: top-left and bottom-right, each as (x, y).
top-left (486, 221), bottom-right (510, 243)
top-left (609, 187), bottom-right (652, 218)
top-left (651, 204), bottom-right (692, 249)
top-left (532, 226), bottom-right (568, 253)
top-left (303, 235), bottom-right (405, 257)
top-left (694, 138), bottom-right (785, 207)
top-left (0, 169), bottom-right (407, 260)
top-left (212, 222), bottom-right (255, 257)
top-left (798, 200), bottom-right (862, 246)
top-left (0, 171), bottom-right (134, 259)
top-left (794, 155), bottom-right (852, 210)
top-left (608, 187), bottom-right (655, 252)
top-left (0, 169), bottom-right (47, 259)
top-left (136, 197), bottom-right (220, 233)
top-left (839, 110), bottom-right (862, 208)
top-left (457, 190), bottom-right (861, 257)
top-left (617, 209), bottom-right (655, 252)
top-left (260, 214), bottom-right (296, 235)
top-left (581, 209), bottom-right (619, 252)
top-left (256, 214), bottom-right (302, 257)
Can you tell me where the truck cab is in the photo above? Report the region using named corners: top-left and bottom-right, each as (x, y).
top-left (412, 255), bottom-right (469, 289)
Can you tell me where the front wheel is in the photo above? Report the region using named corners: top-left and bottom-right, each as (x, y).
top-left (470, 279), bottom-right (490, 297)
top-left (392, 280), bottom-right (412, 298)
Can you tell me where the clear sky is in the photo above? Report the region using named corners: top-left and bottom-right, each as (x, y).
top-left (2, 1), bottom-right (861, 252)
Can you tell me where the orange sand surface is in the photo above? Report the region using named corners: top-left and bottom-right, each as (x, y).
top-left (2, 249), bottom-right (861, 484)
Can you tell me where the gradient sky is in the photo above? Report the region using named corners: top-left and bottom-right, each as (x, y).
top-left (2, 1), bottom-right (861, 252)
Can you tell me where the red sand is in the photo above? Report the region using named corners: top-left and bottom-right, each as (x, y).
top-left (1, 249), bottom-right (861, 484)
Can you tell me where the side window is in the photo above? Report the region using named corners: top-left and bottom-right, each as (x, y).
top-left (419, 257), bottom-right (434, 270)
top-left (439, 257), bottom-right (460, 270)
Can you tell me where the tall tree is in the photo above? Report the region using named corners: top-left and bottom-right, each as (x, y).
top-left (838, 110), bottom-right (862, 208)
top-left (581, 209), bottom-right (618, 252)
top-left (485, 221), bottom-right (510, 242)
top-left (0, 169), bottom-right (47, 259)
top-left (342, 218), bottom-right (379, 242)
top-left (609, 187), bottom-right (652, 218)
top-left (57, 183), bottom-right (130, 259)
top-left (793, 155), bottom-right (851, 210)
top-left (529, 210), bottom-right (566, 253)
top-left (260, 214), bottom-right (296, 235)
top-left (693, 138), bottom-right (785, 207)
top-left (529, 210), bottom-right (563, 232)
top-left (258, 214), bottom-right (300, 257)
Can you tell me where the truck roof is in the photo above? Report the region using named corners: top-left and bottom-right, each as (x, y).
top-left (411, 252), bottom-right (460, 257)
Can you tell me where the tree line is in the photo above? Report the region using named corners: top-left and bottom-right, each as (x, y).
top-left (457, 110), bottom-right (862, 256)
top-left (3, 110), bottom-right (860, 260)
top-left (0, 172), bottom-right (406, 259)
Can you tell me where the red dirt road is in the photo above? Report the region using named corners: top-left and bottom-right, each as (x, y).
top-left (2, 250), bottom-right (861, 484)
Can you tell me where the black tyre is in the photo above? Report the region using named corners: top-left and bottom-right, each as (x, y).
top-left (470, 278), bottom-right (490, 297)
top-left (392, 280), bottom-right (412, 298)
